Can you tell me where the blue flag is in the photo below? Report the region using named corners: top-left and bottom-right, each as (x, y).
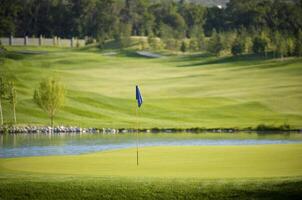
top-left (136, 85), bottom-right (143, 108)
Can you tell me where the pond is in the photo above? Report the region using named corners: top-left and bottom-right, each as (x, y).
top-left (1, 132), bottom-right (302, 158)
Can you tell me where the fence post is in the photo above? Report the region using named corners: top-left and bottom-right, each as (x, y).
top-left (58, 37), bottom-right (61, 47)
top-left (53, 36), bottom-right (57, 46)
top-left (39, 35), bottom-right (43, 46)
top-left (24, 36), bottom-right (28, 46)
top-left (9, 36), bottom-right (14, 46)
top-left (71, 37), bottom-right (74, 48)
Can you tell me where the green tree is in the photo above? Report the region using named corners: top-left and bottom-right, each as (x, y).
top-left (296, 30), bottom-right (302, 57)
top-left (7, 81), bottom-right (17, 124)
top-left (0, 77), bottom-right (6, 125)
top-left (197, 33), bottom-right (207, 51)
top-left (33, 78), bottom-right (65, 127)
top-left (0, 0), bottom-right (21, 36)
top-left (286, 37), bottom-right (295, 57)
top-left (148, 36), bottom-right (162, 50)
top-left (252, 32), bottom-right (270, 56)
top-left (207, 31), bottom-right (224, 56)
top-left (231, 39), bottom-right (245, 56)
top-left (116, 22), bottom-right (132, 48)
top-left (180, 41), bottom-right (187, 53)
top-left (164, 38), bottom-right (180, 51)
top-left (189, 38), bottom-right (199, 51)
top-left (272, 31), bottom-right (287, 59)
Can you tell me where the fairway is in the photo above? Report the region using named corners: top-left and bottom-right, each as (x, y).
top-left (1, 144), bottom-right (302, 178)
top-left (1, 46), bottom-right (302, 128)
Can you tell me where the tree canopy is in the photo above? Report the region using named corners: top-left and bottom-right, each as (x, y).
top-left (0, 0), bottom-right (300, 40)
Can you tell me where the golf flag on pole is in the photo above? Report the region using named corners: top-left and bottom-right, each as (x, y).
top-left (135, 85), bottom-right (143, 166)
top-left (136, 85), bottom-right (143, 108)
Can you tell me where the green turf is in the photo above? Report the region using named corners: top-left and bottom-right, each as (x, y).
top-left (1, 144), bottom-right (302, 199)
top-left (1, 44), bottom-right (302, 128)
top-left (1, 176), bottom-right (302, 200)
top-left (1, 144), bottom-right (302, 178)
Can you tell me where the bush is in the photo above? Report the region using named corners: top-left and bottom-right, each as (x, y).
top-left (85, 37), bottom-right (95, 45)
top-left (180, 41), bottom-right (187, 53)
top-left (231, 40), bottom-right (245, 56)
top-left (189, 38), bottom-right (199, 51)
top-left (256, 123), bottom-right (291, 132)
top-left (148, 36), bottom-right (162, 50)
top-left (0, 41), bottom-right (6, 53)
top-left (139, 39), bottom-right (149, 50)
top-left (295, 30), bottom-right (302, 57)
top-left (207, 33), bottom-right (224, 56)
top-left (252, 36), bottom-right (268, 54)
top-left (164, 38), bottom-right (180, 51)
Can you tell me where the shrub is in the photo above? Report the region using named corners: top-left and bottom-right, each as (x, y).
top-left (231, 40), bottom-right (245, 56)
top-left (207, 33), bottom-right (224, 56)
top-left (180, 41), bottom-right (187, 53)
top-left (252, 36), bottom-right (268, 54)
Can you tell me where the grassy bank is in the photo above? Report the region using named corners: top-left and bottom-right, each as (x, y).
top-left (1, 144), bottom-right (302, 199)
top-left (1, 176), bottom-right (302, 200)
top-left (0, 45), bottom-right (302, 128)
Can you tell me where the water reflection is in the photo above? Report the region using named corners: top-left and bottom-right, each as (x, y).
top-left (0, 132), bottom-right (302, 158)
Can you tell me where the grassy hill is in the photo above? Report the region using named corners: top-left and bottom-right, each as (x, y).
top-left (1, 43), bottom-right (302, 129)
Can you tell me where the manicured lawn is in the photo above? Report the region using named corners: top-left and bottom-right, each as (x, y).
top-left (1, 144), bottom-right (302, 178)
top-left (0, 45), bottom-right (302, 128)
top-left (1, 144), bottom-right (302, 199)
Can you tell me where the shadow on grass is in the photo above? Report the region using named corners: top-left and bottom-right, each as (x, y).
top-left (0, 178), bottom-right (301, 200)
top-left (177, 53), bottom-right (275, 68)
top-left (4, 52), bottom-right (29, 60)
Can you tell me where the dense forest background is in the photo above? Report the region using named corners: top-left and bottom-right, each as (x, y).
top-left (1, 0), bottom-right (302, 57)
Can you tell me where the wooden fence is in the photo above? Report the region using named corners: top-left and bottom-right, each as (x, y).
top-left (0, 36), bottom-right (86, 47)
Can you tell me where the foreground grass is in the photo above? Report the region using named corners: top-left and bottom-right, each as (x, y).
top-left (1, 144), bottom-right (302, 199)
top-left (1, 176), bottom-right (302, 200)
top-left (1, 45), bottom-right (302, 128)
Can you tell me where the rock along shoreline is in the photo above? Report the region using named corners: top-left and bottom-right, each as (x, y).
top-left (0, 125), bottom-right (301, 134)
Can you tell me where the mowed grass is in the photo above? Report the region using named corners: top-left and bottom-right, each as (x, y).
top-left (1, 144), bottom-right (302, 178)
top-left (1, 144), bottom-right (302, 199)
top-left (1, 45), bottom-right (302, 128)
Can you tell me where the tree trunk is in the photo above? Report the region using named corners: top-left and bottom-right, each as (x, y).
top-left (0, 98), bottom-right (3, 126)
top-left (50, 115), bottom-right (54, 127)
top-left (50, 115), bottom-right (54, 134)
top-left (13, 103), bottom-right (16, 124)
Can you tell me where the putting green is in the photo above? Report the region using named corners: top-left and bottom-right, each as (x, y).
top-left (1, 144), bottom-right (302, 178)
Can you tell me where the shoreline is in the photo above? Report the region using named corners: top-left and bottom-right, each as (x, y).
top-left (0, 125), bottom-right (301, 134)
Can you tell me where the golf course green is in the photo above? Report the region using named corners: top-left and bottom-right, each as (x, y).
top-left (1, 144), bottom-right (302, 178)
top-left (1, 144), bottom-right (302, 199)
top-left (1, 44), bottom-right (302, 199)
top-left (0, 44), bottom-right (302, 128)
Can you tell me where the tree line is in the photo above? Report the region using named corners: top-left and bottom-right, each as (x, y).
top-left (1, 0), bottom-right (301, 38)
top-left (0, 0), bottom-right (302, 57)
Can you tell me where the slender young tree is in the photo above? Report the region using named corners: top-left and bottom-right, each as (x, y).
top-left (33, 78), bottom-right (65, 127)
top-left (207, 30), bottom-right (224, 56)
top-left (296, 30), bottom-right (302, 57)
top-left (0, 77), bottom-right (6, 125)
top-left (180, 41), bottom-right (187, 53)
top-left (8, 81), bottom-right (17, 124)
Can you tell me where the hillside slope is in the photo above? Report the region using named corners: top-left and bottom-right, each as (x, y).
top-left (1, 46), bottom-right (302, 128)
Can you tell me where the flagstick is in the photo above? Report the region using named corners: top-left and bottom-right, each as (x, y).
top-left (136, 107), bottom-right (139, 166)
